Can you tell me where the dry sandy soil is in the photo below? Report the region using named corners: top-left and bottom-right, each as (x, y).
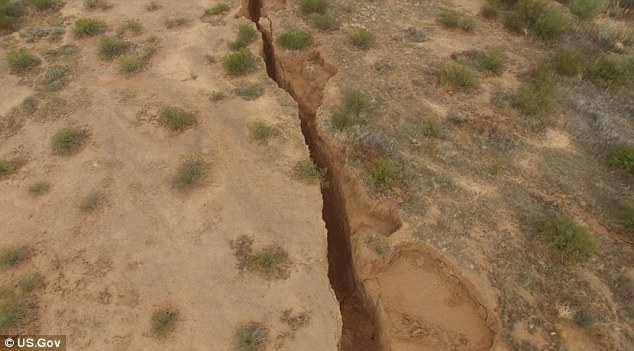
top-left (2, 0), bottom-right (634, 350)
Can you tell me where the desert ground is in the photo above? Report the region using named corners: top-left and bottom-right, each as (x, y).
top-left (1, 0), bottom-right (633, 350)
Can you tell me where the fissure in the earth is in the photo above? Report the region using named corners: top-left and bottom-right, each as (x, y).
top-left (242, 2), bottom-right (381, 350)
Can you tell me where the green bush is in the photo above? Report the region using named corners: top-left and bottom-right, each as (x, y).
top-left (298, 0), bottom-right (327, 15)
top-left (438, 63), bottom-right (480, 89)
top-left (6, 48), bottom-right (40, 73)
top-left (330, 109), bottom-right (352, 131)
top-left (0, 0), bottom-right (25, 31)
top-left (588, 54), bottom-right (634, 89)
top-left (28, 181), bottom-right (50, 195)
top-left (541, 217), bottom-right (597, 264)
top-left (481, 0), bottom-right (500, 19)
top-left (0, 246), bottom-right (30, 269)
top-left (570, 0), bottom-right (607, 19)
top-left (311, 13), bottom-right (338, 31)
top-left (97, 35), bottom-right (130, 59)
top-left (229, 24), bottom-right (258, 50)
top-left (159, 106), bottom-right (196, 132)
top-left (248, 120), bottom-right (277, 141)
top-left (28, 0), bottom-right (55, 10)
top-left (117, 19), bottom-right (143, 36)
top-left (513, 65), bottom-right (557, 116)
top-left (223, 49), bottom-right (256, 76)
top-left (73, 18), bottom-right (107, 37)
top-left (479, 47), bottom-right (507, 75)
top-left (505, 0), bottom-right (569, 41)
top-left (79, 191), bottom-right (102, 212)
top-left (84, 0), bottom-right (112, 10)
top-left (550, 49), bottom-right (586, 77)
top-left (348, 28), bottom-right (375, 49)
top-left (343, 89), bottom-right (369, 115)
top-left (206, 2), bottom-right (229, 15)
top-left (277, 30), bottom-right (313, 50)
top-left (0, 292), bottom-right (31, 333)
top-left (151, 309), bottom-right (178, 338)
top-left (172, 157), bottom-right (207, 191)
top-left (234, 322), bottom-right (269, 351)
top-left (119, 54), bottom-right (142, 73)
top-left (367, 157), bottom-right (400, 190)
top-left (249, 247), bottom-right (289, 277)
top-left (611, 146), bottom-right (634, 174)
top-left (51, 127), bottom-right (87, 156)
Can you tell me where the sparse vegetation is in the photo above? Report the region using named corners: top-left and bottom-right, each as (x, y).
top-left (505, 0), bottom-right (570, 41)
top-left (45, 65), bottom-right (67, 91)
top-left (51, 127), bottom-right (87, 156)
top-left (348, 28), bottom-right (375, 49)
top-left (438, 10), bottom-right (475, 32)
top-left (28, 181), bottom-right (50, 195)
top-left (119, 45), bottom-right (156, 74)
top-left (229, 24), bottom-right (258, 50)
top-left (293, 159), bottom-right (325, 183)
top-left (151, 308), bottom-right (178, 338)
top-left (365, 233), bottom-right (390, 255)
top-left (18, 273), bottom-right (43, 292)
top-left (367, 157), bottom-right (401, 190)
top-left (164, 16), bottom-right (188, 29)
top-left (248, 120), bottom-right (277, 141)
top-left (330, 108), bottom-right (353, 131)
top-left (97, 35), bottom-right (130, 59)
top-left (570, 0), bottom-right (607, 19)
top-left (231, 236), bottom-right (290, 279)
top-left (343, 89), bottom-right (369, 115)
top-left (0, 246), bottom-right (30, 269)
top-left (422, 117), bottom-right (444, 138)
top-left (0, 159), bottom-right (18, 178)
top-left (513, 65), bottom-right (557, 116)
top-left (611, 146), bottom-right (634, 174)
top-left (223, 49), bottom-right (256, 76)
top-left (234, 322), bottom-right (269, 351)
top-left (210, 90), bottom-right (226, 101)
top-left (84, 0), bottom-right (111, 10)
top-left (550, 48), bottom-right (586, 77)
top-left (235, 83), bottom-right (264, 100)
top-left (145, 1), bottom-right (159, 11)
top-left (159, 106), bottom-right (196, 132)
top-left (310, 13), bottom-right (338, 31)
top-left (620, 200), bottom-right (634, 236)
top-left (6, 48), bottom-right (40, 74)
top-left (277, 30), bottom-right (314, 50)
top-left (172, 157), bottom-right (207, 191)
top-left (28, 0), bottom-right (55, 10)
top-left (73, 18), bottom-right (107, 37)
top-left (206, 2), bottom-right (230, 16)
top-left (0, 291), bottom-right (32, 333)
top-left (478, 47), bottom-right (507, 75)
top-left (79, 191), bottom-right (102, 212)
top-left (438, 63), bottom-right (480, 89)
top-left (481, 0), bottom-right (500, 19)
top-left (0, 0), bottom-right (25, 31)
top-left (588, 54), bottom-right (634, 89)
top-left (540, 217), bottom-right (597, 264)
top-left (117, 19), bottom-right (143, 36)
top-left (298, 0), bottom-right (327, 15)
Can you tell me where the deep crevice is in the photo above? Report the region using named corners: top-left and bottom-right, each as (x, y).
top-left (242, 2), bottom-right (381, 350)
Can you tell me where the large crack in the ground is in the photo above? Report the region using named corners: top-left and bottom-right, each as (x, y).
top-left (241, 1), bottom-right (396, 350)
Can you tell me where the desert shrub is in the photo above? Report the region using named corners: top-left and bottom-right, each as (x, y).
top-left (343, 89), bottom-right (369, 115)
top-left (249, 247), bottom-right (289, 277)
top-left (206, 3), bottom-right (229, 15)
top-left (159, 106), bottom-right (196, 131)
top-left (45, 65), bottom-right (67, 90)
top-left (117, 18), bottom-right (143, 36)
top-left (73, 18), bottom-right (107, 37)
top-left (620, 201), bottom-right (634, 236)
top-left (438, 63), bottom-right (480, 89)
top-left (367, 157), bottom-right (400, 190)
top-left (597, 20), bottom-right (632, 45)
top-left (479, 46), bottom-right (507, 75)
top-left (151, 309), bottom-right (178, 338)
top-left (235, 83), bottom-right (264, 100)
top-left (438, 10), bottom-right (475, 31)
top-left (172, 157), bottom-right (207, 191)
top-left (588, 54), bottom-right (634, 89)
top-left (248, 120), bottom-right (277, 141)
top-left (119, 54), bottom-right (142, 73)
top-left (0, 0), bottom-right (25, 31)
top-left (84, 0), bottom-right (111, 10)
top-left (298, 0), bottom-right (327, 14)
top-left (0, 246), bottom-right (30, 269)
top-left (550, 48), bottom-right (586, 77)
top-left (6, 48), bottom-right (40, 73)
top-left (234, 322), bottom-right (268, 351)
top-left (51, 127), bottom-right (87, 156)
top-left (28, 0), bottom-right (55, 10)
top-left (422, 117), bottom-right (444, 138)
top-left (28, 181), bottom-right (50, 195)
top-left (97, 35), bottom-right (130, 59)
top-left (330, 109), bottom-right (352, 131)
top-left (145, 1), bottom-right (159, 11)
top-left (79, 191), bottom-right (102, 212)
top-left (223, 49), bottom-right (256, 76)
top-left (481, 0), bottom-right (500, 19)
top-left (293, 159), bottom-right (325, 183)
top-left (0, 292), bottom-right (32, 333)
top-left (513, 65), bottom-right (557, 116)
top-left (310, 13), bottom-right (338, 31)
top-left (365, 233), bottom-right (389, 255)
top-left (164, 16), bottom-right (188, 28)
top-left (0, 159), bottom-right (17, 177)
top-left (229, 23), bottom-right (258, 50)
top-left (541, 217), bottom-right (597, 264)
top-left (570, 0), bottom-right (607, 19)
top-left (277, 30), bottom-right (313, 50)
top-left (505, 0), bottom-right (569, 41)
top-left (611, 146), bottom-right (634, 174)
top-left (348, 28), bottom-right (375, 49)
top-left (18, 273), bottom-right (43, 292)
top-left (210, 91), bottom-right (226, 101)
